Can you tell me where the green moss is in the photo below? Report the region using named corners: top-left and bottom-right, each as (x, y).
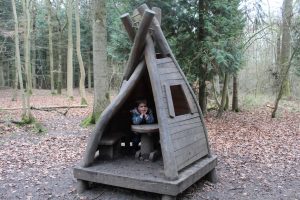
top-left (81, 98), bottom-right (88, 106)
top-left (33, 122), bottom-right (47, 134)
top-left (21, 114), bottom-right (35, 124)
top-left (81, 114), bottom-right (95, 127)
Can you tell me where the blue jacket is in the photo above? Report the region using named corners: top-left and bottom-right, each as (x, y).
top-left (131, 108), bottom-right (155, 125)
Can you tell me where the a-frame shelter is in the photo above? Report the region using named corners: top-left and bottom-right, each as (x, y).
top-left (74, 4), bottom-right (217, 200)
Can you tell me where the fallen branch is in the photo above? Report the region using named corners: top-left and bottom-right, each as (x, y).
top-left (0, 105), bottom-right (87, 111)
top-left (0, 120), bottom-right (29, 125)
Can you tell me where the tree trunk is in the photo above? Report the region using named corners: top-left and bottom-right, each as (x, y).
top-left (217, 73), bottom-right (229, 117)
top-left (75, 0), bottom-right (87, 105)
top-left (272, 52), bottom-right (295, 118)
top-left (280, 0), bottom-right (292, 97)
top-left (32, 0), bottom-right (36, 89)
top-left (67, 0), bottom-right (73, 98)
top-left (23, 0), bottom-right (33, 120)
top-left (88, 51), bottom-right (92, 90)
top-left (92, 0), bottom-right (110, 122)
top-left (0, 54), bottom-right (4, 87)
top-left (198, 76), bottom-right (207, 116)
top-left (46, 0), bottom-right (55, 94)
top-left (198, 0), bottom-right (207, 116)
top-left (23, 0), bottom-right (32, 94)
top-left (225, 87), bottom-right (229, 111)
top-left (232, 74), bottom-right (239, 112)
top-left (213, 74), bottom-right (220, 95)
top-left (56, 0), bottom-right (63, 94)
top-left (57, 34), bottom-right (62, 94)
top-left (12, 0), bottom-right (31, 120)
top-left (11, 66), bottom-right (18, 101)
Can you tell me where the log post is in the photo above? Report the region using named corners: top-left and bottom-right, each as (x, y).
top-left (144, 34), bottom-right (178, 180)
top-left (76, 180), bottom-right (89, 193)
top-left (120, 13), bottom-right (136, 42)
top-left (152, 7), bottom-right (161, 25)
top-left (122, 9), bottom-right (155, 81)
top-left (137, 4), bottom-right (170, 57)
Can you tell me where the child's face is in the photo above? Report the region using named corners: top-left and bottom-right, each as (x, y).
top-left (138, 103), bottom-right (148, 114)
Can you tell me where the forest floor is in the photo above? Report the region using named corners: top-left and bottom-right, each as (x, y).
top-left (0, 89), bottom-right (299, 200)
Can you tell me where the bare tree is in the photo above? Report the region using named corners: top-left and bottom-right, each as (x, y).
top-left (279, 0), bottom-right (293, 97)
top-left (272, 0), bottom-right (294, 117)
top-left (75, 0), bottom-right (87, 105)
top-left (46, 0), bottom-right (55, 94)
top-left (22, 0), bottom-right (32, 94)
top-left (12, 0), bottom-right (32, 121)
top-left (92, 0), bottom-right (109, 121)
top-left (0, 54), bottom-right (4, 87)
top-left (67, 0), bottom-right (73, 98)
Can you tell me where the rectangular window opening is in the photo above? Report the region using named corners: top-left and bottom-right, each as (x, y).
top-left (170, 84), bottom-right (191, 116)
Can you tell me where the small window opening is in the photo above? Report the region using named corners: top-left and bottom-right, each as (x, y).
top-left (170, 84), bottom-right (191, 116)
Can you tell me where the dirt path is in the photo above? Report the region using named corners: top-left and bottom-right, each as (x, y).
top-left (0, 89), bottom-right (299, 199)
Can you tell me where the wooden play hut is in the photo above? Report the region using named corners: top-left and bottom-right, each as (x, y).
top-left (73, 4), bottom-right (217, 200)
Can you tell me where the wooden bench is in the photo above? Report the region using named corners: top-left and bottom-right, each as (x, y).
top-left (98, 132), bottom-right (125, 159)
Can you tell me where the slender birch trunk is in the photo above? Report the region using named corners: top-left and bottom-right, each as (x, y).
top-left (23, 0), bottom-right (32, 94)
top-left (11, 66), bottom-right (18, 101)
top-left (12, 0), bottom-right (30, 119)
top-left (57, 34), bottom-right (63, 94)
top-left (88, 52), bottom-right (92, 90)
top-left (32, 0), bottom-right (37, 89)
top-left (56, 0), bottom-right (63, 94)
top-left (67, 0), bottom-right (73, 98)
top-left (46, 0), bottom-right (55, 94)
top-left (75, 0), bottom-right (87, 105)
top-left (0, 54), bottom-right (4, 87)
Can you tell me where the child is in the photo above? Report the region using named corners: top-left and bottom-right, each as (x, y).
top-left (130, 99), bottom-right (155, 150)
top-left (131, 99), bottom-right (154, 125)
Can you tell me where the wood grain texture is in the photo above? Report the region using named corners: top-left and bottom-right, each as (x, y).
top-left (175, 139), bottom-right (208, 168)
top-left (170, 123), bottom-right (202, 137)
top-left (172, 131), bottom-right (205, 151)
top-left (156, 57), bottom-right (173, 65)
top-left (164, 84), bottom-right (175, 118)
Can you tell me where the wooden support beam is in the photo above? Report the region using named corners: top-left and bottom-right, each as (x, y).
top-left (122, 9), bottom-right (155, 81)
top-left (144, 34), bottom-right (178, 180)
top-left (120, 13), bottom-right (136, 42)
top-left (82, 61), bottom-right (146, 167)
top-left (152, 7), bottom-right (161, 25)
top-left (137, 4), bottom-right (212, 157)
top-left (137, 4), bottom-right (170, 57)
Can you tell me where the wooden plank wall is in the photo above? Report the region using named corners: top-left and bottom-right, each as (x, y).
top-left (157, 58), bottom-right (209, 170)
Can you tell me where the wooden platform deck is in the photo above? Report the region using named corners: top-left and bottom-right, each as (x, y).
top-left (73, 155), bottom-right (217, 196)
